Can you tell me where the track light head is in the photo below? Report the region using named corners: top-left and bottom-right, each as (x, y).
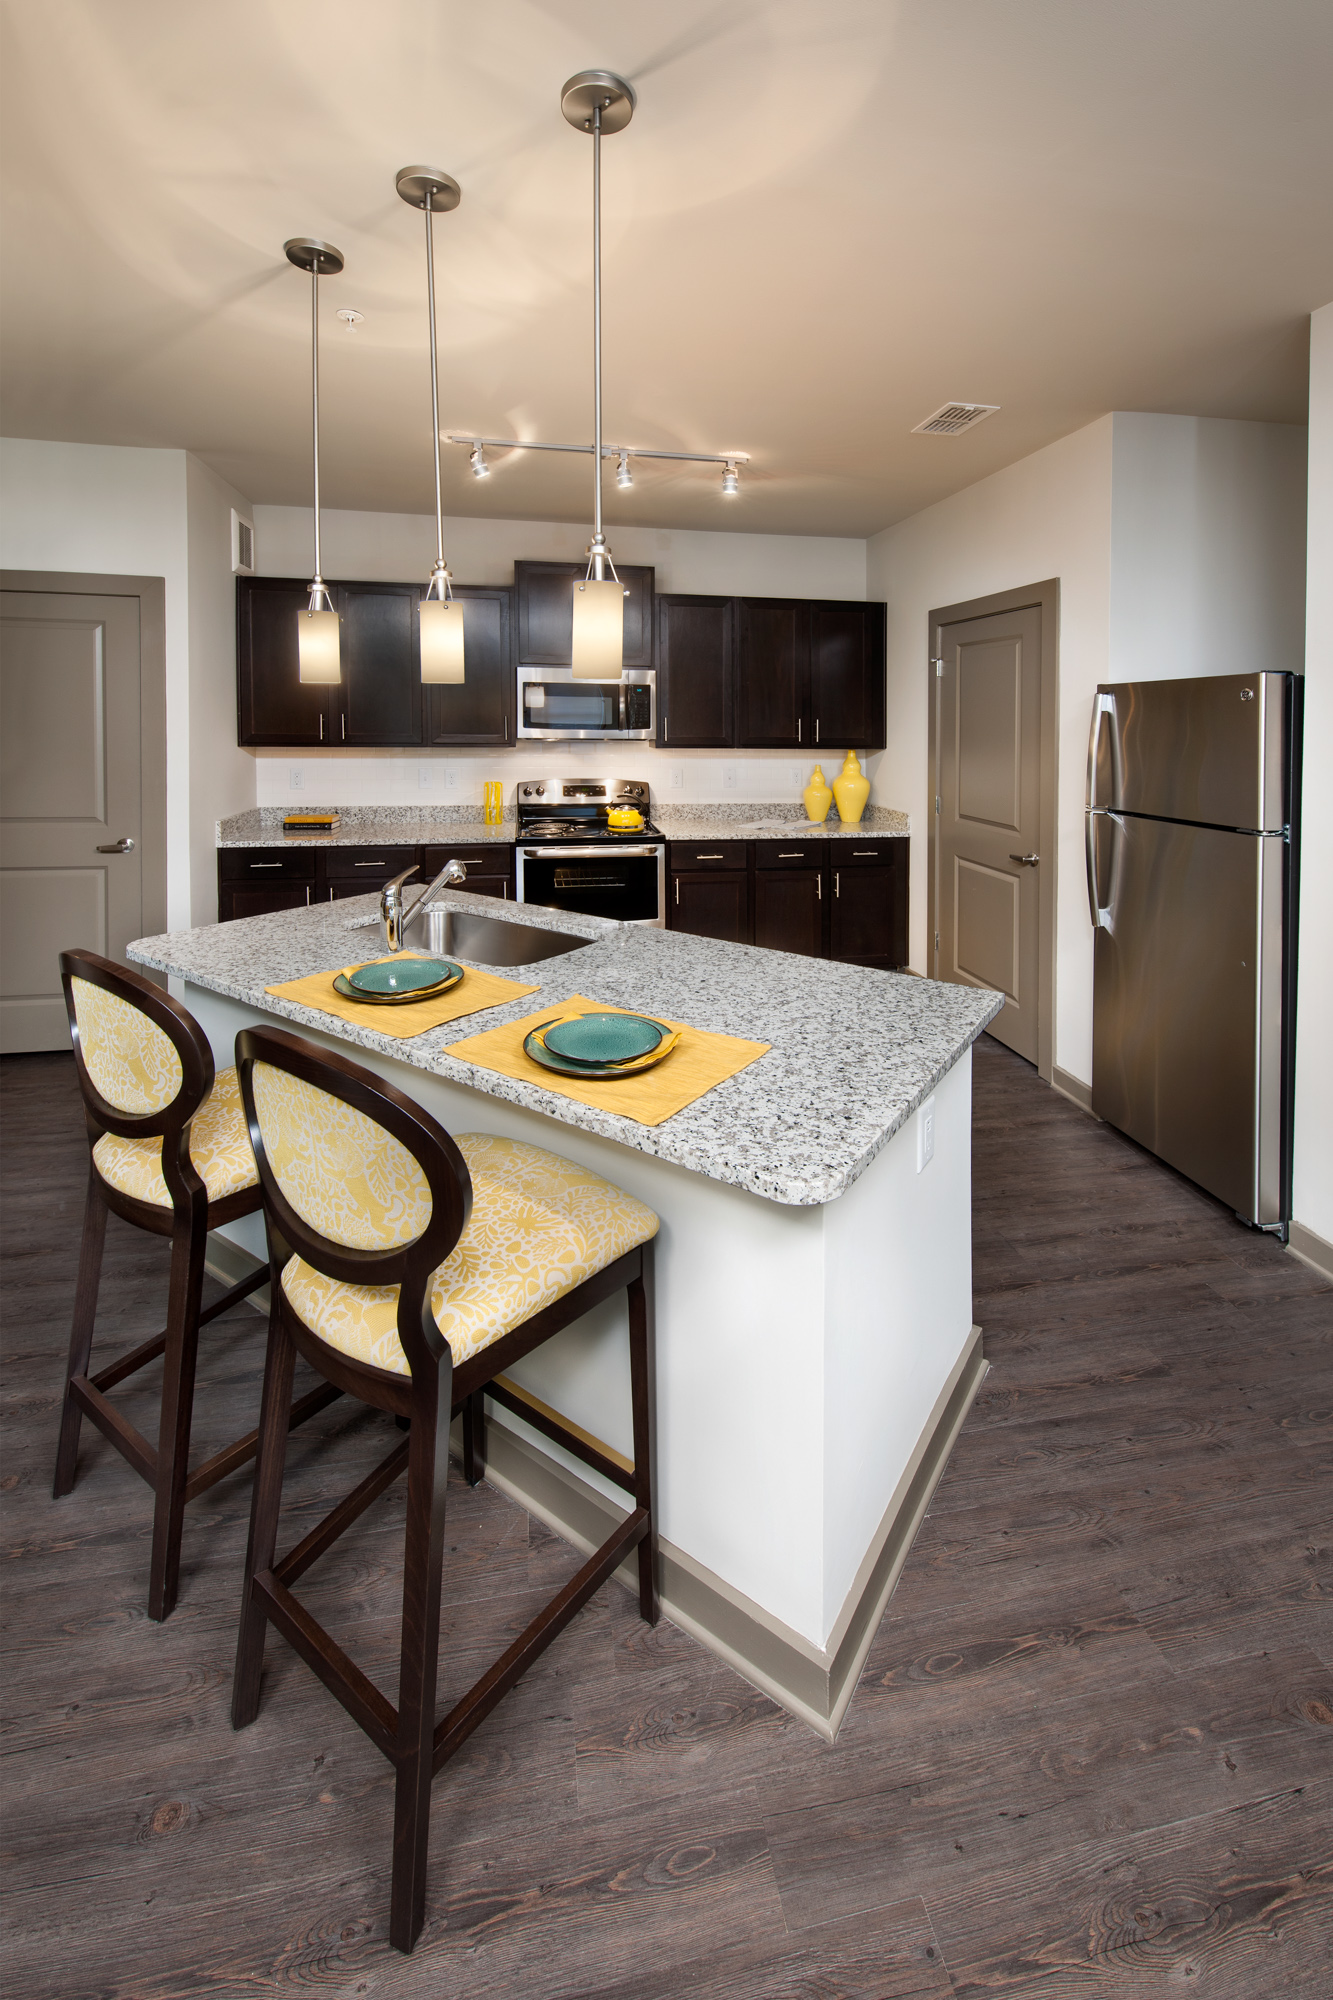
top-left (469, 443), bottom-right (490, 479)
top-left (616, 451), bottom-right (633, 490)
top-left (721, 461), bottom-right (740, 497)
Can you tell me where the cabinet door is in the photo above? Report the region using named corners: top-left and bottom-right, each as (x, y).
top-left (829, 851), bottom-right (907, 969)
top-left (423, 587), bottom-right (512, 746)
top-left (669, 870), bottom-right (750, 944)
top-left (219, 883), bottom-right (314, 923)
top-left (810, 602), bottom-right (886, 751)
top-left (237, 578), bottom-right (334, 746)
top-left (334, 583), bottom-right (421, 746)
top-left (420, 843), bottom-right (514, 896)
top-left (515, 561), bottom-right (654, 668)
top-left (737, 599), bottom-right (810, 748)
top-left (753, 868), bottom-right (825, 957)
top-left (657, 595), bottom-right (736, 747)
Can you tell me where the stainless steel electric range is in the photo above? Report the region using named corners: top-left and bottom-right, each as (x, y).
top-left (513, 777), bottom-right (665, 927)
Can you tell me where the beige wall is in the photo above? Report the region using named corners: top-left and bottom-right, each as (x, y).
top-left (1293, 304), bottom-right (1333, 1255)
top-left (186, 457), bottom-right (260, 924)
top-left (251, 504), bottom-right (869, 809)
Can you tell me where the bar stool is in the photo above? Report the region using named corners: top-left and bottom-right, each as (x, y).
top-left (230, 1024), bottom-right (659, 1954)
top-left (55, 951), bottom-right (340, 1620)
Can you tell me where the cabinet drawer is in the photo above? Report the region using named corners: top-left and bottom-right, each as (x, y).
top-left (753, 842), bottom-right (827, 871)
top-left (219, 847), bottom-right (316, 883)
top-left (832, 840), bottom-right (900, 866)
top-left (321, 845), bottom-right (420, 883)
top-left (667, 841), bottom-right (747, 869)
top-left (420, 843), bottom-right (513, 880)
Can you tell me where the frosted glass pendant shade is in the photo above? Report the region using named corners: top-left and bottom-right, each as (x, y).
top-left (570, 577), bottom-right (625, 679)
top-left (419, 597), bottom-right (466, 683)
top-left (298, 607), bottom-right (341, 683)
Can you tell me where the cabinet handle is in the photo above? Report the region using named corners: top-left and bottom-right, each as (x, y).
top-left (250, 861), bottom-right (281, 869)
top-left (816, 875), bottom-right (822, 900)
top-left (797, 719), bottom-right (801, 743)
top-left (695, 853), bottom-right (724, 861)
top-left (353, 860), bottom-right (386, 867)
top-left (319, 714), bottom-right (324, 741)
top-left (816, 718), bottom-right (820, 743)
top-left (835, 871), bottom-right (840, 898)
top-left (675, 878), bottom-right (680, 906)
top-left (778, 851), bottom-right (803, 859)
top-left (305, 887), bottom-right (311, 905)
top-left (853, 850), bottom-right (876, 857)
top-left (341, 714), bottom-right (346, 740)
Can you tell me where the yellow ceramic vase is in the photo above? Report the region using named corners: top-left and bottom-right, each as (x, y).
top-left (802, 764), bottom-right (833, 823)
top-left (832, 749), bottom-right (870, 825)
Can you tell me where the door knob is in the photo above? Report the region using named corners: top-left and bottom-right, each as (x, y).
top-left (96, 837), bottom-right (136, 854)
top-left (1009, 852), bottom-right (1039, 866)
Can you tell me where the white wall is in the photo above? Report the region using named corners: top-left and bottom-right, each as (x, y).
top-left (0, 437), bottom-right (257, 930)
top-left (186, 458), bottom-right (260, 924)
top-left (1293, 305), bottom-right (1333, 1254)
top-left (252, 503), bottom-right (868, 809)
top-left (0, 439), bottom-right (193, 927)
top-left (865, 416), bottom-right (1115, 1076)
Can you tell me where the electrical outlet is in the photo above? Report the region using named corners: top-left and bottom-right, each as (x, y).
top-left (722, 765), bottom-right (738, 791)
top-left (288, 765), bottom-right (305, 792)
top-left (916, 1095), bottom-right (936, 1173)
top-left (443, 765), bottom-right (461, 791)
top-left (669, 765), bottom-right (685, 791)
top-left (417, 762), bottom-right (434, 791)
top-left (789, 764), bottom-right (804, 789)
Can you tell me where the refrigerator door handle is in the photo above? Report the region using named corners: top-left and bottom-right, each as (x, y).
top-left (1086, 810), bottom-right (1114, 930)
top-left (1087, 690), bottom-right (1119, 811)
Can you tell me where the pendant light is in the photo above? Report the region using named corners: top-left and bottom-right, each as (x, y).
top-left (396, 165), bottom-right (466, 684)
top-left (561, 70), bottom-right (635, 679)
top-left (284, 237), bottom-right (344, 683)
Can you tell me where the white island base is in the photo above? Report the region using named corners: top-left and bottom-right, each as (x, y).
top-left (183, 981), bottom-right (983, 1739)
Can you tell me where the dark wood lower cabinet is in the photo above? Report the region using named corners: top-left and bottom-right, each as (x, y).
top-left (669, 870), bottom-right (750, 944)
top-left (753, 869), bottom-right (825, 958)
top-left (218, 842), bottom-right (515, 921)
top-left (829, 847), bottom-right (908, 971)
top-left (218, 883), bottom-right (315, 922)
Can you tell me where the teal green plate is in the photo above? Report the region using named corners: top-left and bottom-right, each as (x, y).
top-left (543, 1012), bottom-right (664, 1065)
top-left (346, 956), bottom-right (460, 996)
top-left (333, 965), bottom-right (462, 1006)
top-left (523, 1030), bottom-right (669, 1081)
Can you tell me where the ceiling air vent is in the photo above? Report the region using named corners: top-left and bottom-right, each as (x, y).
top-left (912, 402), bottom-right (1000, 436)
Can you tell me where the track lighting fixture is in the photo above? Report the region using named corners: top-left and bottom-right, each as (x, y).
top-left (396, 165), bottom-right (466, 684)
top-left (284, 236), bottom-right (344, 684)
top-left (616, 450), bottom-right (633, 489)
top-left (469, 443), bottom-right (490, 479)
top-left (721, 461), bottom-right (740, 496)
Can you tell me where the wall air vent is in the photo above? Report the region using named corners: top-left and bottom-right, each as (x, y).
top-left (912, 402), bottom-right (1000, 436)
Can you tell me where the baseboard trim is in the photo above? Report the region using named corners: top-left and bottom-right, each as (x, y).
top-left (201, 1231), bottom-right (988, 1739)
top-left (1052, 1064), bottom-right (1095, 1114)
top-left (1288, 1220), bottom-right (1333, 1284)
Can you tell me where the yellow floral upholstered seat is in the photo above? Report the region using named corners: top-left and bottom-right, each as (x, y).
top-left (277, 1129), bottom-right (660, 1377)
top-left (92, 1067), bottom-right (258, 1208)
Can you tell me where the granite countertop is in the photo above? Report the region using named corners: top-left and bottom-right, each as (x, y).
top-left (130, 895), bottom-right (998, 1207)
top-left (218, 803), bottom-right (909, 849)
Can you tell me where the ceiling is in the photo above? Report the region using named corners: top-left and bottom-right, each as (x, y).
top-left (2, 0), bottom-right (1331, 538)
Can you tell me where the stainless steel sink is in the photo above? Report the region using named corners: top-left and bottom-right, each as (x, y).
top-left (402, 903), bottom-right (588, 966)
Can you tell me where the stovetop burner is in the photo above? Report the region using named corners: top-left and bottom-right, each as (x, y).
top-left (514, 779), bottom-right (662, 845)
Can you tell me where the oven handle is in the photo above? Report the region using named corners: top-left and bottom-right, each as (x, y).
top-left (519, 844), bottom-right (663, 860)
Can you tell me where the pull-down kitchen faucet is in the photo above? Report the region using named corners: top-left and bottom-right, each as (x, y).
top-left (380, 859), bottom-right (468, 951)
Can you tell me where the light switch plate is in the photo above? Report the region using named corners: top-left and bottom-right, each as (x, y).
top-left (916, 1095), bottom-right (936, 1172)
top-left (417, 762), bottom-right (435, 790)
top-left (722, 765), bottom-right (738, 791)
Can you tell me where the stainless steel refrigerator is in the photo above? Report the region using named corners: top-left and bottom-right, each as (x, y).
top-left (1086, 672), bottom-right (1301, 1234)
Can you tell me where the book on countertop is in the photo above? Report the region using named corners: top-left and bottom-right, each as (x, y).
top-left (282, 811), bottom-right (341, 834)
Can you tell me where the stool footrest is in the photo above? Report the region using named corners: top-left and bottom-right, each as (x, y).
top-left (91, 1329), bottom-right (169, 1393)
top-left (254, 1569), bottom-right (399, 1759)
top-left (184, 1380), bottom-right (343, 1503)
top-left (485, 1376), bottom-right (636, 1496)
top-left (69, 1376), bottom-right (156, 1485)
top-left (197, 1263), bottom-right (268, 1328)
top-left (275, 1435), bottom-right (411, 1590)
top-left (433, 1505), bottom-right (650, 1775)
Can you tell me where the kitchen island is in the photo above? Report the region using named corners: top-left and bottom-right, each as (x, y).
top-left (131, 892), bottom-right (1000, 1734)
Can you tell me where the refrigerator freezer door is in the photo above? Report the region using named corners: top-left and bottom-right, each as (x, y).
top-left (1090, 674), bottom-right (1287, 830)
top-left (1091, 814), bottom-right (1284, 1223)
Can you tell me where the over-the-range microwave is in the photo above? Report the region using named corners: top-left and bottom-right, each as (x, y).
top-left (516, 666), bottom-right (656, 741)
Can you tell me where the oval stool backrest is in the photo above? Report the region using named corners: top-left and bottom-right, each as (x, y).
top-left (69, 976), bottom-right (184, 1115)
top-left (251, 1062), bottom-right (433, 1252)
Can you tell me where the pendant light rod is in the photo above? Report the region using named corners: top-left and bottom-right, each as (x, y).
top-left (284, 237), bottom-right (344, 608)
top-left (426, 195), bottom-right (443, 570)
top-left (394, 168), bottom-right (462, 598)
top-left (591, 100), bottom-right (603, 554)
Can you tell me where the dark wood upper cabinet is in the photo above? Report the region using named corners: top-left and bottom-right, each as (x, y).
top-left (336, 583), bottom-right (421, 747)
top-left (736, 599), bottom-right (811, 748)
top-left (515, 560), bottom-right (654, 668)
top-left (810, 602), bottom-right (886, 751)
top-left (657, 594), bottom-right (736, 747)
top-left (423, 585), bottom-right (512, 747)
top-left (237, 577), bottom-right (335, 746)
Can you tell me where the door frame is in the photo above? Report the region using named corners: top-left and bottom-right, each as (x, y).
top-left (1, 568), bottom-right (168, 947)
top-left (927, 578), bottom-right (1059, 1084)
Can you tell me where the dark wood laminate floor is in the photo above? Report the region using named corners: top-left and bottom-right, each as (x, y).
top-left (2, 1037), bottom-right (1330, 1999)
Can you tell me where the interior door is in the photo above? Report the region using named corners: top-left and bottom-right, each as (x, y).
top-left (0, 591), bottom-right (145, 1050)
top-left (934, 604), bottom-right (1043, 1062)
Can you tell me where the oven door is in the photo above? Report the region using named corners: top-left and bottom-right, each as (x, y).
top-left (516, 669), bottom-right (655, 740)
top-left (516, 844), bottom-right (666, 926)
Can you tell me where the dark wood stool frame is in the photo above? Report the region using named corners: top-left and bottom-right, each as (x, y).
top-left (231, 1026), bottom-right (657, 1955)
top-left (55, 951), bottom-right (340, 1621)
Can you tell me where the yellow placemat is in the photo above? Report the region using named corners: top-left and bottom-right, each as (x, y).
top-left (444, 995), bottom-right (770, 1127)
top-left (264, 955), bottom-right (540, 1040)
